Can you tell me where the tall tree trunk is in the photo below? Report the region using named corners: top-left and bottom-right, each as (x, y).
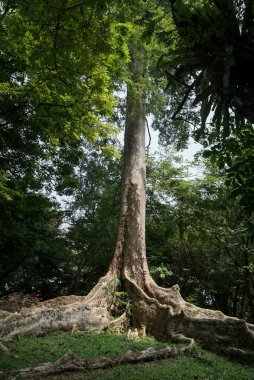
top-left (109, 45), bottom-right (148, 288)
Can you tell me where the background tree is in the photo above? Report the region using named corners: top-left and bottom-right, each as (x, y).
top-left (146, 155), bottom-right (254, 323)
top-left (159, 0), bottom-right (254, 211)
top-left (65, 144), bottom-right (122, 294)
top-left (0, 193), bottom-right (75, 301)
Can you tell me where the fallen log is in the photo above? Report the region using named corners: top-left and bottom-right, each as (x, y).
top-left (2, 343), bottom-right (195, 378)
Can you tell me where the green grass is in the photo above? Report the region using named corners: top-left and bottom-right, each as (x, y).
top-left (0, 332), bottom-right (254, 379)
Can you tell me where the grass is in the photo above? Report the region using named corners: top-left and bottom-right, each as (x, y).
top-left (0, 331), bottom-right (254, 379)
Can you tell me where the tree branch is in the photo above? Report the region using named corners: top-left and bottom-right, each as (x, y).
top-left (171, 81), bottom-right (196, 120)
top-left (145, 117), bottom-right (151, 151)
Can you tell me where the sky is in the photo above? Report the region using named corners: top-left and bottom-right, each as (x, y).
top-left (118, 126), bottom-right (204, 179)
top-left (146, 128), bottom-right (202, 161)
top-left (146, 128), bottom-right (204, 179)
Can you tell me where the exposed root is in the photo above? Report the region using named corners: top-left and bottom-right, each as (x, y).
top-left (0, 341), bottom-right (9, 355)
top-left (143, 274), bottom-right (225, 319)
top-left (109, 311), bottom-right (127, 331)
top-left (2, 343), bottom-right (195, 379)
top-left (0, 274), bottom-right (125, 342)
top-left (85, 273), bottom-right (115, 305)
top-left (0, 271), bottom-right (254, 359)
top-left (38, 295), bottom-right (86, 308)
top-left (224, 347), bottom-right (254, 363)
top-left (144, 276), bottom-right (186, 309)
top-left (123, 273), bottom-right (254, 356)
top-left (0, 301), bottom-right (110, 342)
top-left (0, 310), bottom-right (10, 320)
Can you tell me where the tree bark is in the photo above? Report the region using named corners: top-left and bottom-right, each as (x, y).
top-left (109, 44), bottom-right (148, 287)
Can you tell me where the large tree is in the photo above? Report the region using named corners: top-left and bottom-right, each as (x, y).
top-left (1, 0), bottom-right (254, 361)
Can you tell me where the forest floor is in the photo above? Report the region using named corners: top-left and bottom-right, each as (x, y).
top-left (1, 331), bottom-right (254, 379)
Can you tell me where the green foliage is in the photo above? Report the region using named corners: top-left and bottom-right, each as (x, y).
top-left (162, 0), bottom-right (254, 127)
top-left (159, 0), bottom-right (254, 214)
top-left (0, 0), bottom-right (128, 198)
top-left (146, 154), bottom-right (254, 322)
top-left (0, 172), bottom-right (18, 200)
top-left (150, 264), bottom-right (173, 286)
top-left (0, 137), bottom-right (123, 299)
top-left (110, 291), bottom-right (129, 317)
top-left (0, 192), bottom-right (75, 299)
top-left (201, 124), bottom-right (254, 210)
top-left (65, 147), bottom-right (122, 294)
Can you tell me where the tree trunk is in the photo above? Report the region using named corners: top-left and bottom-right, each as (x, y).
top-left (108, 45), bottom-right (148, 287)
top-left (1, 45), bottom-right (254, 359)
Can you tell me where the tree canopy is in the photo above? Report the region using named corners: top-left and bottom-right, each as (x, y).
top-left (0, 0), bottom-right (128, 199)
top-left (159, 0), bottom-right (254, 210)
